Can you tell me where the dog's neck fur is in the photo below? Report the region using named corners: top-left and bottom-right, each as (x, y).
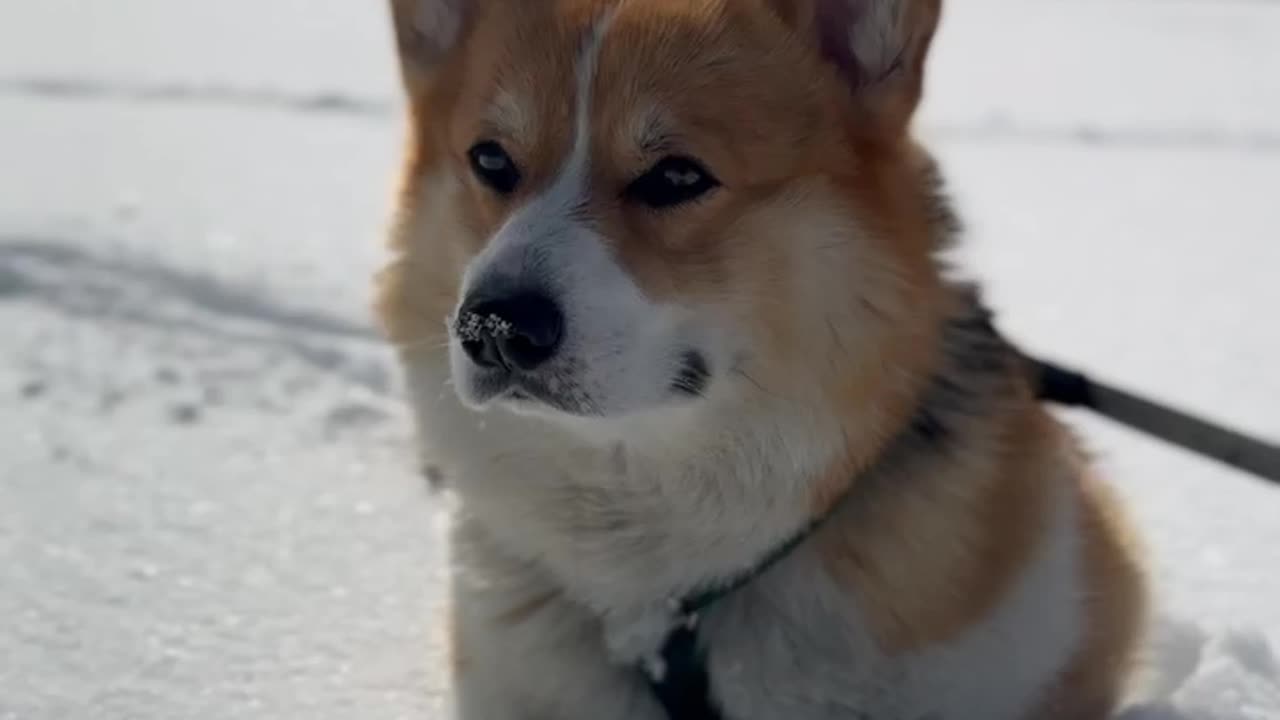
top-left (417, 271), bottom-right (1025, 627)
top-left (690, 287), bottom-right (1023, 613)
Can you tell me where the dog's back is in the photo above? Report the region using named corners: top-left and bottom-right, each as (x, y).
top-left (378, 1), bottom-right (1148, 717)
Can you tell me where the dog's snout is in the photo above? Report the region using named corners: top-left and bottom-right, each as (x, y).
top-left (457, 290), bottom-right (564, 371)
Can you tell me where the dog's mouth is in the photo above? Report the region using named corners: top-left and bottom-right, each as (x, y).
top-left (499, 376), bottom-right (594, 416)
top-left (466, 367), bottom-right (589, 415)
top-left (462, 348), bottom-right (712, 418)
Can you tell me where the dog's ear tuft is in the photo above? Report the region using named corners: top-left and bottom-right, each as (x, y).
top-left (772, 0), bottom-right (942, 134)
top-left (389, 0), bottom-right (473, 72)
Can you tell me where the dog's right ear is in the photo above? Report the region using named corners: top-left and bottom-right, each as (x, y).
top-left (767, 0), bottom-right (941, 138)
top-left (389, 0), bottom-right (474, 88)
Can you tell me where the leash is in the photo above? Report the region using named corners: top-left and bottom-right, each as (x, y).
top-left (640, 356), bottom-right (1280, 719)
top-left (1028, 357), bottom-right (1280, 485)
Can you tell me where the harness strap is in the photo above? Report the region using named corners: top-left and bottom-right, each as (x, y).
top-left (636, 481), bottom-right (849, 719)
top-left (644, 623), bottom-right (722, 720)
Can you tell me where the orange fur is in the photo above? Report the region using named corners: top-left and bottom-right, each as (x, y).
top-left (816, 399), bottom-right (1054, 654)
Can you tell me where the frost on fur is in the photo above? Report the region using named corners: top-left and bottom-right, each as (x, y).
top-left (453, 312), bottom-right (514, 343)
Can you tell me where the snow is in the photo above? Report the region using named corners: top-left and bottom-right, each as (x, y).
top-left (1, 1), bottom-right (1277, 718)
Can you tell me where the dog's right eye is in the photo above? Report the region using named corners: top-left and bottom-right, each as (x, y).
top-left (467, 141), bottom-right (521, 195)
top-left (626, 156), bottom-right (720, 210)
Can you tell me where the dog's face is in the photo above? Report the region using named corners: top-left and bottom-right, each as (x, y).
top-left (382, 0), bottom-right (945, 430)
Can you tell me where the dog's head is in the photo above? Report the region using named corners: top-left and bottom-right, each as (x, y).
top-left (381, 0), bottom-right (947, 435)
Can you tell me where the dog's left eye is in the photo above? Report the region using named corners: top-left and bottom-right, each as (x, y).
top-left (468, 141), bottom-right (521, 195)
top-left (626, 156), bottom-right (720, 209)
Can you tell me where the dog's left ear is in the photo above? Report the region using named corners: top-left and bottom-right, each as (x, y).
top-left (388, 0), bottom-right (475, 93)
top-left (772, 0), bottom-right (942, 137)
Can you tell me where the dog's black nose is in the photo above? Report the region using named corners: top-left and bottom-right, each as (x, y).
top-left (456, 290), bottom-right (564, 371)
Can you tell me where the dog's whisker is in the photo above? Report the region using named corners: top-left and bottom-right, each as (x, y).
top-left (732, 366), bottom-right (780, 400)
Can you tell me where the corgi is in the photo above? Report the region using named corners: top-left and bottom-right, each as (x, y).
top-left (377, 0), bottom-right (1149, 717)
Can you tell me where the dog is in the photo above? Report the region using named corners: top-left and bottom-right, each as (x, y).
top-left (377, 1), bottom-right (1149, 717)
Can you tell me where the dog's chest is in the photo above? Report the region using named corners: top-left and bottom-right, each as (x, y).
top-left (409, 357), bottom-right (819, 604)
top-left (412, 359), bottom-right (1080, 720)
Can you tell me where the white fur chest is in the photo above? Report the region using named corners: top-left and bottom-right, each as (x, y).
top-left (405, 353), bottom-right (831, 616)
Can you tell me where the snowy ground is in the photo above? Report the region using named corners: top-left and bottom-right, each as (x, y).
top-left (1, 1), bottom-right (1278, 718)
